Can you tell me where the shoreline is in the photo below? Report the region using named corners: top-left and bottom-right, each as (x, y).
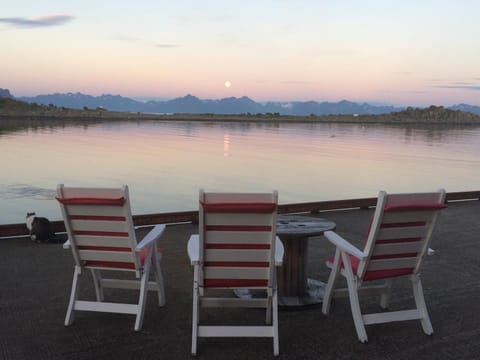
top-left (1, 98), bottom-right (480, 124)
top-left (2, 111), bottom-right (480, 125)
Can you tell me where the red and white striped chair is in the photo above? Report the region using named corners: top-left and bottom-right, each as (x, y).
top-left (322, 189), bottom-right (446, 343)
top-left (187, 190), bottom-right (284, 356)
top-left (56, 184), bottom-right (166, 331)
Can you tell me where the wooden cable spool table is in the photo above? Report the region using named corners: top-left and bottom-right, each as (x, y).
top-left (276, 215), bottom-right (336, 307)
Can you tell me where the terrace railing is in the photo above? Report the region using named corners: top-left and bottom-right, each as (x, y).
top-left (1, 190), bottom-right (478, 239)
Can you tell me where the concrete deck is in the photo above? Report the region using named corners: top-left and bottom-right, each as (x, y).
top-left (1, 200), bottom-right (479, 359)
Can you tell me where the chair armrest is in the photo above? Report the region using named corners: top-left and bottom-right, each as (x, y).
top-left (187, 234), bottom-right (200, 265)
top-left (324, 230), bottom-right (365, 259)
top-left (63, 239), bottom-right (71, 249)
top-left (136, 224), bottom-right (166, 251)
top-left (275, 236), bottom-right (284, 266)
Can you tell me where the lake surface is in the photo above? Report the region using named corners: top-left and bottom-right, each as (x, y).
top-left (1, 119), bottom-right (479, 225)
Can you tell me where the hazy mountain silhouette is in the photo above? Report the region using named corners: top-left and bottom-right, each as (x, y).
top-left (15, 92), bottom-right (400, 115)
top-left (449, 103), bottom-right (480, 115)
top-left (6, 90), bottom-right (480, 115)
top-left (0, 88), bottom-right (13, 99)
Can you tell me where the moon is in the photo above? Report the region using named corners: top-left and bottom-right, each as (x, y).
top-left (224, 80), bottom-right (232, 88)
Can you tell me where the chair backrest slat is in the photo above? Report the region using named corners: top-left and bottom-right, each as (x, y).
top-left (367, 257), bottom-right (419, 271)
top-left (199, 190), bottom-right (278, 289)
top-left (358, 189), bottom-right (446, 279)
top-left (372, 241), bottom-right (424, 256)
top-left (56, 184), bottom-right (139, 271)
top-left (377, 225), bottom-right (430, 241)
top-left (73, 235), bottom-right (132, 248)
top-left (69, 218), bottom-right (130, 233)
top-left (78, 249), bottom-right (135, 263)
top-left (381, 210), bottom-right (438, 224)
top-left (204, 248), bottom-right (271, 262)
top-left (204, 231), bottom-right (272, 245)
top-left (203, 266), bottom-right (268, 282)
top-left (61, 205), bottom-right (127, 217)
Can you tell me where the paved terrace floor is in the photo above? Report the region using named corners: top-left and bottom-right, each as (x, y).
top-left (1, 200), bottom-right (479, 360)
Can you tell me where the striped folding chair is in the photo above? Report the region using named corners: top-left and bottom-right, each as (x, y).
top-left (56, 184), bottom-right (166, 331)
top-left (187, 190), bottom-right (284, 356)
top-left (321, 189), bottom-right (447, 343)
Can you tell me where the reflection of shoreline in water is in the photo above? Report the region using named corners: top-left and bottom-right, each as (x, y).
top-left (0, 118), bottom-right (104, 136)
top-left (0, 184), bottom-right (55, 200)
top-left (1, 115), bottom-right (480, 138)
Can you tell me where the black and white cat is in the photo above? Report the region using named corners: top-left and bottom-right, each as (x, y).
top-left (26, 212), bottom-right (55, 243)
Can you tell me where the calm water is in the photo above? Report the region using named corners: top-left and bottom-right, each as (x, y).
top-left (1, 119), bottom-right (479, 225)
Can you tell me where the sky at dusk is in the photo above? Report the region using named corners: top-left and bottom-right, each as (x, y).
top-left (1, 1), bottom-right (479, 106)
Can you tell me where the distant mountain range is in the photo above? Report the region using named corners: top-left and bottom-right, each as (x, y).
top-left (15, 92), bottom-right (401, 115)
top-left (2, 88), bottom-right (480, 115)
top-left (448, 103), bottom-right (480, 115)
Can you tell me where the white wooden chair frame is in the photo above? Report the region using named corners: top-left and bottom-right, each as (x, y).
top-left (187, 190), bottom-right (284, 356)
top-left (321, 189), bottom-right (446, 343)
top-left (57, 184), bottom-right (166, 331)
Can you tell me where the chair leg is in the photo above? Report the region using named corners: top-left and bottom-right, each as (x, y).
top-left (411, 275), bottom-right (433, 335)
top-left (346, 275), bottom-right (368, 343)
top-left (65, 266), bottom-right (81, 326)
top-left (192, 264), bottom-right (200, 356)
top-left (90, 269), bottom-right (104, 302)
top-left (266, 280), bottom-right (275, 324)
top-left (191, 285), bottom-right (199, 355)
top-left (322, 248), bottom-right (341, 315)
top-left (265, 295), bottom-right (272, 324)
top-left (134, 260), bottom-right (152, 332)
top-left (379, 279), bottom-right (393, 309)
top-left (152, 254), bottom-right (166, 307)
top-left (272, 286), bottom-right (279, 357)
top-left (340, 251), bottom-right (368, 343)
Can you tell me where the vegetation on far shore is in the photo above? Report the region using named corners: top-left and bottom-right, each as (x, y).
top-left (1, 96), bottom-right (480, 124)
